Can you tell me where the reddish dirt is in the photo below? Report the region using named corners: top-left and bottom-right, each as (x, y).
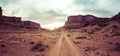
top-left (46, 33), bottom-right (88, 56)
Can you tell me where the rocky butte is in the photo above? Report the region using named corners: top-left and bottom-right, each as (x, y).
top-left (0, 7), bottom-right (41, 30)
top-left (111, 12), bottom-right (120, 22)
top-left (64, 13), bottom-right (120, 29)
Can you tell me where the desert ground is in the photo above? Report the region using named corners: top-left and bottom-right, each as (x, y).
top-left (0, 29), bottom-right (61, 56)
top-left (0, 7), bottom-right (120, 56)
top-left (0, 22), bottom-right (120, 56)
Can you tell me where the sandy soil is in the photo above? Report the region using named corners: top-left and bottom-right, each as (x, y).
top-left (0, 23), bottom-right (120, 56)
top-left (46, 32), bottom-right (88, 56)
top-left (0, 30), bottom-right (61, 56)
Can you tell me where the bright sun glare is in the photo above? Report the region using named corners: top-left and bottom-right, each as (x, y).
top-left (34, 0), bottom-right (73, 29)
top-left (42, 22), bottom-right (65, 30)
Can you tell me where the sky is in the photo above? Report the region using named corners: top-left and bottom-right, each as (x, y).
top-left (0, 0), bottom-right (120, 30)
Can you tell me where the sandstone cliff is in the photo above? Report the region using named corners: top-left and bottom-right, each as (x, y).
top-left (0, 7), bottom-right (41, 30)
top-left (0, 7), bottom-right (2, 17)
top-left (22, 21), bottom-right (40, 29)
top-left (64, 14), bottom-right (112, 29)
top-left (111, 12), bottom-right (120, 22)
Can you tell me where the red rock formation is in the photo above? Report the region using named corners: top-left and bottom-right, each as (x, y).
top-left (111, 12), bottom-right (120, 22)
top-left (68, 15), bottom-right (85, 22)
top-left (0, 7), bottom-right (41, 30)
top-left (22, 21), bottom-right (40, 29)
top-left (65, 15), bottom-right (86, 28)
top-left (0, 7), bottom-right (2, 17)
top-left (95, 18), bottom-right (110, 27)
top-left (0, 16), bottom-right (22, 27)
top-left (64, 15), bottom-right (111, 29)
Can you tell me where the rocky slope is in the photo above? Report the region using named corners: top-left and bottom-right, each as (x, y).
top-left (63, 12), bottom-right (120, 56)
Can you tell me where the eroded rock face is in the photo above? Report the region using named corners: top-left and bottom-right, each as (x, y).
top-left (68, 15), bottom-right (85, 22)
top-left (0, 16), bottom-right (22, 29)
top-left (0, 7), bottom-right (2, 17)
top-left (111, 12), bottom-right (120, 22)
top-left (64, 15), bottom-right (110, 29)
top-left (0, 7), bottom-right (41, 30)
top-left (0, 16), bottom-right (22, 26)
top-left (22, 21), bottom-right (40, 29)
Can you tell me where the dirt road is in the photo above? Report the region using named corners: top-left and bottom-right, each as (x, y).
top-left (46, 33), bottom-right (88, 56)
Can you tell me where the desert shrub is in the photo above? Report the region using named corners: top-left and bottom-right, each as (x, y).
top-left (98, 23), bottom-right (109, 27)
top-left (84, 46), bottom-right (97, 51)
top-left (74, 41), bottom-right (81, 44)
top-left (84, 23), bottom-right (89, 27)
top-left (112, 25), bottom-right (117, 28)
top-left (94, 27), bottom-right (101, 31)
top-left (30, 42), bottom-right (35, 44)
top-left (104, 34), bottom-right (109, 38)
top-left (0, 44), bottom-right (5, 47)
top-left (2, 50), bottom-right (7, 53)
top-left (88, 31), bottom-right (94, 34)
top-left (86, 29), bottom-right (94, 34)
top-left (113, 32), bottom-right (120, 36)
top-left (67, 34), bottom-right (71, 37)
top-left (76, 36), bottom-right (87, 39)
top-left (81, 29), bottom-right (87, 33)
top-left (51, 34), bottom-right (54, 36)
top-left (36, 34), bottom-right (41, 36)
top-left (113, 43), bottom-right (120, 51)
top-left (31, 43), bottom-right (48, 52)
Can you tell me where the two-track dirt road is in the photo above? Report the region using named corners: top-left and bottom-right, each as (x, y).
top-left (46, 33), bottom-right (88, 56)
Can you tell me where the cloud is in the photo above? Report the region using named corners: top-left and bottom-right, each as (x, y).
top-left (81, 8), bottom-right (113, 17)
top-left (74, 0), bottom-right (98, 7)
top-left (0, 0), bottom-right (67, 27)
top-left (73, 0), bottom-right (120, 17)
top-left (0, 0), bottom-right (18, 5)
top-left (0, 0), bottom-right (120, 29)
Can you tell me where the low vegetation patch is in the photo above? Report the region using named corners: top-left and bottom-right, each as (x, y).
top-left (31, 42), bottom-right (48, 52)
top-left (84, 46), bottom-right (97, 51)
top-left (0, 44), bottom-right (5, 48)
top-left (30, 42), bottom-right (35, 45)
top-left (75, 36), bottom-right (87, 39)
top-left (113, 43), bottom-right (120, 51)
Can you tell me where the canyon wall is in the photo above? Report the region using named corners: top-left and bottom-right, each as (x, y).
top-left (111, 12), bottom-right (120, 22)
top-left (0, 7), bottom-right (41, 30)
top-left (64, 14), bottom-right (111, 29)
